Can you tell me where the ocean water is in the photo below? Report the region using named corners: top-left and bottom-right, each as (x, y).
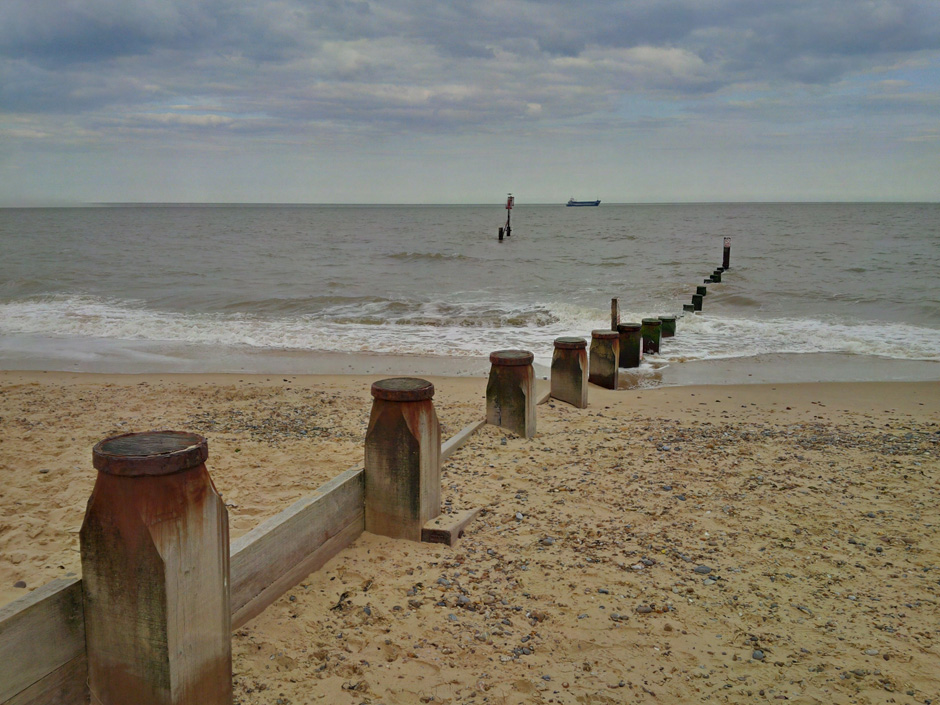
top-left (1, 203), bottom-right (939, 382)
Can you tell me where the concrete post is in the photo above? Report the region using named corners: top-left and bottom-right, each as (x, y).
top-left (692, 293), bottom-right (704, 311)
top-left (365, 378), bottom-right (441, 541)
top-left (660, 315), bottom-right (677, 338)
top-left (550, 337), bottom-right (588, 408)
top-left (486, 350), bottom-right (536, 438)
top-left (641, 318), bottom-right (662, 354)
top-left (81, 431), bottom-right (232, 705)
top-left (589, 330), bottom-right (619, 390)
top-left (616, 322), bottom-right (642, 369)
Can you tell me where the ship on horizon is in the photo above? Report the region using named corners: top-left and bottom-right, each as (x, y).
top-left (566, 198), bottom-right (601, 207)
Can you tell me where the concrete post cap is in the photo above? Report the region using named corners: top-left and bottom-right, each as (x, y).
top-left (489, 350), bottom-right (535, 366)
top-left (92, 430), bottom-right (208, 477)
top-left (553, 337), bottom-right (587, 349)
top-left (371, 377), bottom-right (435, 401)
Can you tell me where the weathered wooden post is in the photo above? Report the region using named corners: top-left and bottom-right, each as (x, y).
top-left (722, 237), bottom-right (731, 270)
top-left (696, 285), bottom-right (707, 297)
top-left (551, 337), bottom-right (588, 408)
top-left (486, 350), bottom-right (536, 438)
top-left (711, 269), bottom-right (722, 283)
top-left (81, 431), bottom-right (232, 705)
top-left (365, 378), bottom-right (441, 541)
top-left (589, 330), bottom-right (619, 390)
top-left (611, 298), bottom-right (620, 331)
top-left (660, 315), bottom-right (677, 338)
top-left (692, 293), bottom-right (704, 311)
top-left (683, 303), bottom-right (695, 312)
top-left (641, 318), bottom-right (662, 354)
top-left (616, 322), bottom-right (642, 368)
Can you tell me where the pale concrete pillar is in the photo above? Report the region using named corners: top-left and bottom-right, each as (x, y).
top-left (486, 350), bottom-right (536, 438)
top-left (589, 330), bottom-right (619, 390)
top-left (81, 431), bottom-right (232, 705)
top-left (365, 377), bottom-right (441, 541)
top-left (550, 336), bottom-right (588, 408)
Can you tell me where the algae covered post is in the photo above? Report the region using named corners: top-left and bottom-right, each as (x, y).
top-left (486, 349), bottom-right (536, 437)
top-left (616, 322), bottom-right (642, 369)
top-left (588, 329), bottom-right (619, 390)
top-left (550, 337), bottom-right (588, 408)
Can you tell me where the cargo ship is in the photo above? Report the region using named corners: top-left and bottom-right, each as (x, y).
top-left (566, 198), bottom-right (600, 207)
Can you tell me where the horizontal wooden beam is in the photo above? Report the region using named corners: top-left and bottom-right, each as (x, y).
top-left (0, 578), bottom-right (85, 704)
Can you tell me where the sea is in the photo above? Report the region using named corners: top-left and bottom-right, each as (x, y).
top-left (1, 203), bottom-right (939, 385)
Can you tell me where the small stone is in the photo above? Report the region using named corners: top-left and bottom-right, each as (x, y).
top-left (39, 468), bottom-right (50, 474)
top-left (515, 512), bottom-right (524, 521)
top-left (864, 649), bottom-right (879, 656)
top-left (694, 565), bottom-right (712, 574)
top-left (13, 580), bottom-right (26, 588)
top-left (703, 578), bottom-right (716, 586)
top-left (636, 605), bottom-right (653, 614)
top-left (752, 650), bottom-right (765, 661)
top-left (539, 537), bottom-right (555, 546)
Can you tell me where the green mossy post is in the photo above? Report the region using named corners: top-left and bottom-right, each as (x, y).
top-left (81, 431), bottom-right (233, 705)
top-left (486, 350), bottom-right (536, 438)
top-left (696, 285), bottom-right (708, 297)
top-left (365, 378), bottom-right (441, 541)
top-left (683, 303), bottom-right (695, 312)
top-left (641, 318), bottom-right (662, 354)
top-left (616, 322), bottom-right (642, 368)
top-left (551, 337), bottom-right (588, 408)
top-left (589, 330), bottom-right (619, 390)
top-left (692, 293), bottom-right (704, 311)
top-left (712, 270), bottom-right (722, 283)
top-left (660, 315), bottom-right (677, 338)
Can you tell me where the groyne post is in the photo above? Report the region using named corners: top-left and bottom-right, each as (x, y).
top-left (486, 350), bottom-right (536, 438)
top-left (660, 315), bottom-right (677, 338)
top-left (80, 431), bottom-right (233, 705)
top-left (711, 270), bottom-right (722, 283)
top-left (589, 330), bottom-right (619, 390)
top-left (611, 298), bottom-right (620, 331)
top-left (723, 237), bottom-right (731, 269)
top-left (696, 285), bottom-right (707, 297)
top-left (550, 337), bottom-right (588, 408)
top-left (692, 293), bottom-right (704, 311)
top-left (641, 318), bottom-right (662, 355)
top-left (616, 322), bottom-right (642, 368)
top-left (365, 378), bottom-right (441, 541)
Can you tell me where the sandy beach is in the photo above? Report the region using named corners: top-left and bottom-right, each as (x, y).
top-left (1, 371), bottom-right (938, 704)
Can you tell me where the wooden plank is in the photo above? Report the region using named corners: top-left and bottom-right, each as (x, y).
top-left (4, 655), bottom-right (87, 705)
top-left (0, 578), bottom-right (85, 704)
top-left (230, 466), bottom-right (365, 628)
top-left (421, 508), bottom-right (481, 547)
top-left (441, 419), bottom-right (485, 460)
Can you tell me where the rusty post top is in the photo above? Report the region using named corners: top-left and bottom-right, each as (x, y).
top-left (489, 349), bottom-right (534, 366)
top-left (553, 336), bottom-right (587, 350)
top-left (371, 377), bottom-right (435, 401)
top-left (641, 318), bottom-right (662, 326)
top-left (93, 430), bottom-right (208, 477)
top-left (591, 329), bottom-right (619, 340)
top-left (617, 322), bottom-right (642, 332)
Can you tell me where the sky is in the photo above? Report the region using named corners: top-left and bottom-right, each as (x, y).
top-left (1, 0), bottom-right (939, 204)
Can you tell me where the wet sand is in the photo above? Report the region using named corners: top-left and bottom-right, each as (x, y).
top-left (1, 372), bottom-right (938, 703)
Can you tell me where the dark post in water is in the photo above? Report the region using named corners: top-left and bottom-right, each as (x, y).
top-left (641, 318), bottom-right (662, 354)
top-left (81, 431), bottom-right (233, 705)
top-left (696, 285), bottom-right (707, 297)
top-left (616, 322), bottom-right (642, 368)
top-left (486, 349), bottom-right (536, 438)
top-left (659, 315), bottom-right (677, 338)
top-left (365, 378), bottom-right (441, 541)
top-left (551, 337), bottom-right (588, 408)
top-left (692, 293), bottom-right (704, 311)
top-left (589, 330), bottom-right (619, 390)
top-left (611, 298), bottom-right (620, 331)
top-left (498, 194), bottom-right (514, 240)
top-left (723, 237), bottom-right (731, 270)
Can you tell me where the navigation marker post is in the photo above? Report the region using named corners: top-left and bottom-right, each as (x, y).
top-left (498, 193), bottom-right (514, 241)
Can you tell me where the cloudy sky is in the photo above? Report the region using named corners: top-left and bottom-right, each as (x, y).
top-left (1, 0), bottom-right (938, 204)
